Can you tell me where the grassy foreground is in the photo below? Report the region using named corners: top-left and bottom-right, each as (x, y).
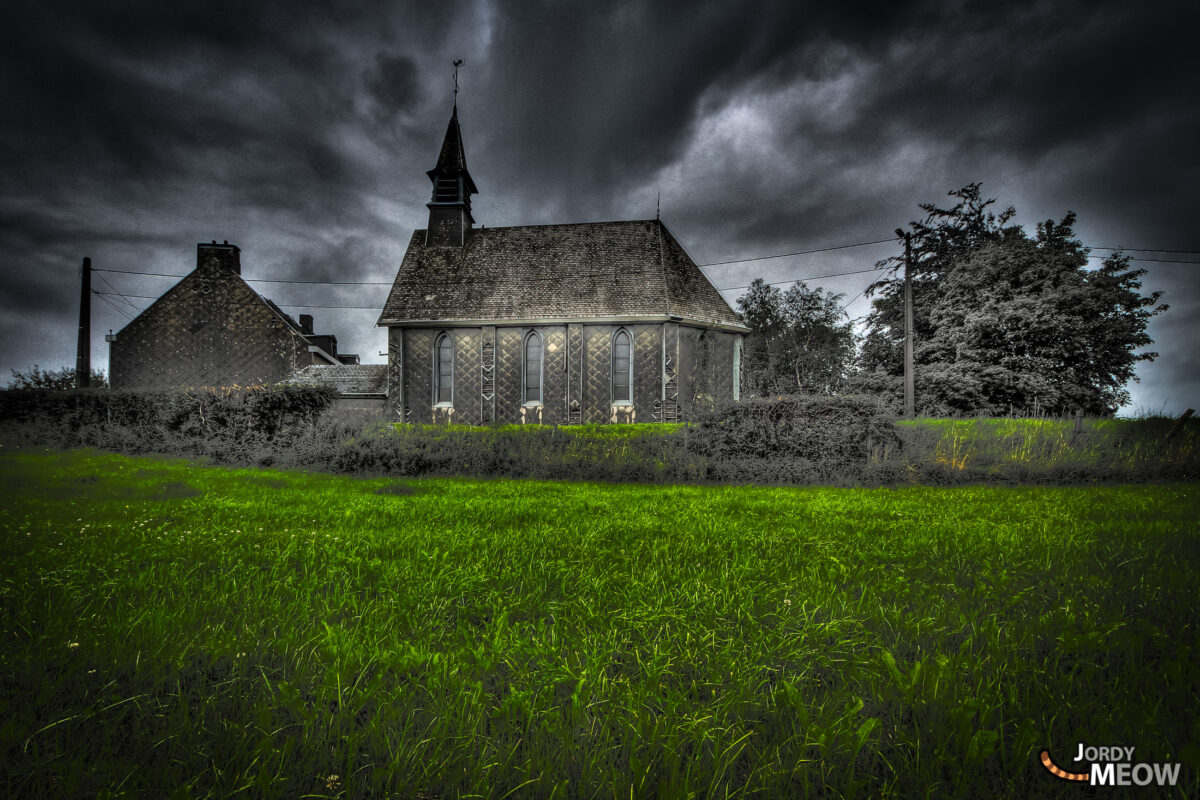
top-left (1, 450), bottom-right (1197, 799)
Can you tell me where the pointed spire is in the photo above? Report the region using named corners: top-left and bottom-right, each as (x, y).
top-left (425, 96), bottom-right (478, 247)
top-left (424, 60), bottom-right (478, 247)
top-left (426, 105), bottom-right (478, 196)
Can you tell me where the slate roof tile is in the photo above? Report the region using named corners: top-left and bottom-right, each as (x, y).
top-left (377, 219), bottom-right (746, 329)
top-left (289, 364), bottom-right (388, 395)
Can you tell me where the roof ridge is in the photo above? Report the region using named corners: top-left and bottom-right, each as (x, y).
top-left (415, 218), bottom-right (659, 234)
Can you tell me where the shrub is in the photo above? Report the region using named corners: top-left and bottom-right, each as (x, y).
top-left (689, 394), bottom-right (899, 465)
top-left (6, 364), bottom-right (109, 390)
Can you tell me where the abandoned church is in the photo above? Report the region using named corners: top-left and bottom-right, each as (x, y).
top-left (108, 103), bottom-right (748, 423)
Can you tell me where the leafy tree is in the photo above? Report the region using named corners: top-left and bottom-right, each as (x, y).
top-left (857, 184), bottom-right (1166, 415)
top-left (737, 278), bottom-right (855, 397)
top-left (6, 364), bottom-right (109, 390)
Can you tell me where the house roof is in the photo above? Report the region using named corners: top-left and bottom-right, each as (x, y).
top-left (377, 219), bottom-right (747, 330)
top-left (113, 258), bottom-right (342, 366)
top-left (289, 364), bottom-right (388, 395)
top-left (258, 298), bottom-right (339, 364)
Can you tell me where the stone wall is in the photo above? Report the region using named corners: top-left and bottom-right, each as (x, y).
top-left (110, 259), bottom-right (312, 390)
top-left (387, 322), bottom-right (741, 424)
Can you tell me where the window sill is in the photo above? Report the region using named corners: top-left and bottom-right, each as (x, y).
top-left (522, 401), bottom-right (543, 408)
top-left (611, 401), bottom-right (633, 407)
top-left (433, 402), bottom-right (453, 408)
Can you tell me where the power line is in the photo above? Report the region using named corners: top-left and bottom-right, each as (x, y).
top-left (94, 266), bottom-right (630, 286)
top-left (89, 235), bottom-right (1199, 307)
top-left (95, 292), bottom-right (157, 300)
top-left (717, 266), bottom-right (882, 293)
top-left (840, 285), bottom-right (871, 314)
top-left (91, 290), bottom-right (133, 320)
top-left (95, 268), bottom-right (189, 278)
top-left (91, 290), bottom-right (383, 312)
top-left (94, 267), bottom-right (393, 285)
top-left (275, 303), bottom-right (383, 310)
top-left (698, 237), bottom-right (895, 267)
top-left (93, 272), bottom-right (141, 313)
top-left (700, 239), bottom-right (1200, 273)
top-left (1087, 254), bottom-right (1200, 264)
top-left (95, 293), bottom-right (131, 318)
top-left (249, 277), bottom-right (391, 285)
top-left (1088, 247), bottom-right (1200, 254)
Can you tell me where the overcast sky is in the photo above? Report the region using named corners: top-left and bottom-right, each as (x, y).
top-left (2, 0), bottom-right (1196, 414)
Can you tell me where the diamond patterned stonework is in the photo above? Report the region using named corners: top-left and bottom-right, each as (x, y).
top-left (543, 327), bottom-right (567, 422)
top-left (110, 258), bottom-right (322, 390)
top-left (495, 327), bottom-right (523, 424)
top-left (583, 326), bottom-right (612, 423)
top-left (405, 330), bottom-right (434, 424)
top-left (453, 328), bottom-right (481, 424)
top-left (632, 325), bottom-right (660, 419)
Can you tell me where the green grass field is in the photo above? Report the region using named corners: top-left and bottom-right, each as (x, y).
top-left (2, 449), bottom-right (1197, 798)
top-left (890, 416), bottom-right (1199, 477)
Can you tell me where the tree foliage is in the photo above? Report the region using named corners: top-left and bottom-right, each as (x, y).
top-left (857, 184), bottom-right (1166, 415)
top-left (737, 278), bottom-right (855, 397)
top-left (6, 364), bottom-right (109, 390)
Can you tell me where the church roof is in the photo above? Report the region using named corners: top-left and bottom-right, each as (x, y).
top-left (377, 219), bottom-right (747, 330)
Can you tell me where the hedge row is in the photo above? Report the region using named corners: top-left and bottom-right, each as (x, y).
top-left (0, 385), bottom-right (337, 461)
top-left (0, 389), bottom-right (894, 484)
top-left (4, 389), bottom-right (1193, 485)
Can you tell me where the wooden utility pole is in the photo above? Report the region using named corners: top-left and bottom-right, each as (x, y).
top-left (899, 230), bottom-right (915, 418)
top-left (76, 256), bottom-right (91, 389)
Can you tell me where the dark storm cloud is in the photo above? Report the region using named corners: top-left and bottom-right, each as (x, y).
top-left (0, 266), bottom-right (80, 317)
top-left (656, 0), bottom-right (1197, 301)
top-left (369, 55), bottom-right (422, 116)
top-left (6, 2), bottom-right (320, 176)
top-left (290, 235), bottom-right (404, 287)
top-left (471, 0), bottom-right (923, 222)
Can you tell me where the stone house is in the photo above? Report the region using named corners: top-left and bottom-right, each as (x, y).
top-left (109, 242), bottom-right (360, 390)
top-left (377, 106), bottom-right (748, 424)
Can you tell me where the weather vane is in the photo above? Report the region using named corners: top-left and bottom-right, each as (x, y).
top-left (453, 59), bottom-right (464, 102)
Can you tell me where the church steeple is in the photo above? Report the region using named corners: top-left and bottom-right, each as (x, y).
top-left (425, 103), bottom-right (478, 247)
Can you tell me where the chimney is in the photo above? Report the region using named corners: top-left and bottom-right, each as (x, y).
top-left (299, 314), bottom-right (314, 334)
top-left (197, 240), bottom-right (241, 274)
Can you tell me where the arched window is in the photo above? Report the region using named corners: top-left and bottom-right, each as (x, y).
top-left (612, 328), bottom-right (632, 404)
top-left (434, 333), bottom-right (453, 405)
top-left (523, 331), bottom-right (543, 405)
